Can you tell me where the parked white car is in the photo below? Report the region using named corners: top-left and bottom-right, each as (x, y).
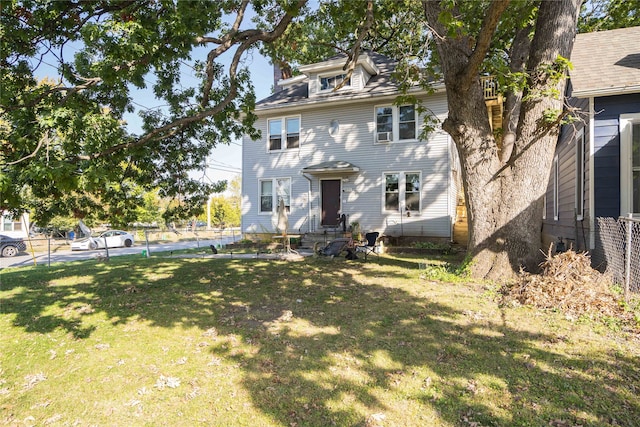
top-left (71, 230), bottom-right (135, 251)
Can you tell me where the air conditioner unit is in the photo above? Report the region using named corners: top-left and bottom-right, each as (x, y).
top-left (377, 132), bottom-right (392, 143)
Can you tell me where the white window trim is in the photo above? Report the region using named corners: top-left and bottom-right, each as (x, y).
top-left (258, 177), bottom-right (292, 215)
top-left (1, 214), bottom-right (23, 232)
top-left (575, 128), bottom-right (585, 221)
top-left (267, 116), bottom-right (301, 152)
top-left (553, 154), bottom-right (559, 221)
top-left (382, 171), bottom-right (422, 213)
top-left (258, 179), bottom-right (274, 214)
top-left (318, 72), bottom-right (351, 93)
top-left (620, 113), bottom-right (640, 217)
top-left (374, 104), bottom-right (418, 144)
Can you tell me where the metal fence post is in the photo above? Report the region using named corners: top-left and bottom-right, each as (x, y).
top-left (103, 236), bottom-right (110, 260)
top-left (144, 230), bottom-right (151, 257)
top-left (624, 213), bottom-right (633, 302)
top-left (48, 237), bottom-right (51, 268)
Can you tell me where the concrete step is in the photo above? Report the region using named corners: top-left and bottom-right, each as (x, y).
top-left (300, 230), bottom-right (353, 249)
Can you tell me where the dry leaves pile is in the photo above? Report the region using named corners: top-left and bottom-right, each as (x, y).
top-left (501, 249), bottom-right (628, 321)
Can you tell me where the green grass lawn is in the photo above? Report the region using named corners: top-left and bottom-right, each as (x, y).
top-left (1, 254), bottom-right (638, 426)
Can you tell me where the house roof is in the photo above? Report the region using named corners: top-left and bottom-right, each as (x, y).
top-left (255, 51), bottom-right (439, 113)
top-left (570, 26), bottom-right (640, 97)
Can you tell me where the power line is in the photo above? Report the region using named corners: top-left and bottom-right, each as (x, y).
top-left (207, 158), bottom-right (240, 169)
top-left (205, 164), bottom-right (241, 173)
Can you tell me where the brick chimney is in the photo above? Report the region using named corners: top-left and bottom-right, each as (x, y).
top-left (273, 61), bottom-right (293, 94)
top-left (273, 62), bottom-right (282, 94)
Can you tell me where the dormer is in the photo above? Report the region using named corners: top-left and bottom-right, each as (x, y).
top-left (297, 52), bottom-right (379, 97)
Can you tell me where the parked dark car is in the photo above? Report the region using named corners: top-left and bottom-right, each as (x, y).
top-left (0, 235), bottom-right (27, 257)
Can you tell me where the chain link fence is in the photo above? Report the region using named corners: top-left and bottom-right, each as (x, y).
top-left (596, 216), bottom-right (640, 298)
top-left (2, 228), bottom-right (242, 269)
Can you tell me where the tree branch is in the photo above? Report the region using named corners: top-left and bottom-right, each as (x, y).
top-left (2, 132), bottom-right (49, 166)
top-left (500, 24), bottom-right (532, 163)
top-left (335, 0), bottom-right (374, 91)
top-left (201, 0), bottom-right (306, 106)
top-left (461, 0), bottom-right (511, 84)
top-left (516, 0), bottom-right (581, 152)
top-left (79, 0), bottom-right (308, 160)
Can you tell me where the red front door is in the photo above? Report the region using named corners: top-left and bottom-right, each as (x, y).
top-left (321, 179), bottom-right (341, 226)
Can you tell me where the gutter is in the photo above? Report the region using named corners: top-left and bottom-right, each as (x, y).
top-left (588, 97), bottom-right (595, 250)
top-left (573, 85), bottom-right (640, 99)
top-left (255, 84), bottom-right (447, 115)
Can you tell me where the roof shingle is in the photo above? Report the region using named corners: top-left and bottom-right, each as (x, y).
top-left (570, 26), bottom-right (640, 97)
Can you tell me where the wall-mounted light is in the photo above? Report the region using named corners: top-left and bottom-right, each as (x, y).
top-left (329, 119), bottom-right (340, 137)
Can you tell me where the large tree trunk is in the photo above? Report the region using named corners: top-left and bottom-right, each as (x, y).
top-left (424, 0), bottom-right (581, 280)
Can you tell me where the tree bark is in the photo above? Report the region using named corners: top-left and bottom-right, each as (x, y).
top-left (424, 0), bottom-right (581, 280)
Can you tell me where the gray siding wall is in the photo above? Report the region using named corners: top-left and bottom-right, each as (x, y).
top-left (242, 92), bottom-right (453, 238)
top-left (543, 93), bottom-right (640, 254)
top-left (591, 94), bottom-right (640, 267)
top-left (543, 97), bottom-right (590, 251)
top-left (593, 94), bottom-right (640, 217)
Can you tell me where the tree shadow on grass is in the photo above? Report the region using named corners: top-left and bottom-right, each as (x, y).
top-left (1, 256), bottom-right (638, 425)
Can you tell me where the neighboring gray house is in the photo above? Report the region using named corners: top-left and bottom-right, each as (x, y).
top-left (542, 26), bottom-right (640, 256)
top-left (241, 52), bottom-right (462, 241)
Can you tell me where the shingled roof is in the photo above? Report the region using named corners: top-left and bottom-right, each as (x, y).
top-left (570, 26), bottom-right (640, 97)
top-left (255, 52), bottom-right (432, 111)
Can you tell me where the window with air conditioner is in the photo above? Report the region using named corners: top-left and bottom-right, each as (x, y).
top-left (375, 105), bottom-right (417, 143)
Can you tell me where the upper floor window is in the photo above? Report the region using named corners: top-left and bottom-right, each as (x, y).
top-left (383, 172), bottom-right (421, 212)
top-left (399, 106), bottom-right (416, 140)
top-left (376, 105), bottom-right (416, 143)
top-left (320, 73), bottom-right (351, 91)
top-left (268, 117), bottom-right (300, 151)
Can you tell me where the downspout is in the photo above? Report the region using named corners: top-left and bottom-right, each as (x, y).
top-left (302, 172), bottom-right (313, 233)
top-left (588, 97), bottom-right (595, 250)
top-left (448, 136), bottom-right (454, 242)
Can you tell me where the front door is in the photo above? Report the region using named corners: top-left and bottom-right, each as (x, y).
top-left (321, 179), bottom-right (341, 226)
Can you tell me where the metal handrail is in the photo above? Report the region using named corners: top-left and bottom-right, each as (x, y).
top-left (298, 215), bottom-right (309, 234)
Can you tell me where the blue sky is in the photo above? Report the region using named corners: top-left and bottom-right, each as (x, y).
top-left (121, 47), bottom-right (274, 186)
top-left (32, 29), bottom-right (275, 190)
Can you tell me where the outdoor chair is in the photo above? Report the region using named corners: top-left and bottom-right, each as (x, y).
top-left (356, 232), bottom-right (380, 261)
top-left (318, 237), bottom-right (352, 258)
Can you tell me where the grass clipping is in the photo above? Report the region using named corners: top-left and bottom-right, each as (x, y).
top-left (501, 249), bottom-right (627, 321)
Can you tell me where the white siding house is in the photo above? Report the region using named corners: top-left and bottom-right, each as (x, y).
top-left (241, 52), bottom-right (458, 240)
top-left (1, 211), bottom-right (30, 239)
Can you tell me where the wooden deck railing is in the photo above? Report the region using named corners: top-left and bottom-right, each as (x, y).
top-left (481, 76), bottom-right (499, 100)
